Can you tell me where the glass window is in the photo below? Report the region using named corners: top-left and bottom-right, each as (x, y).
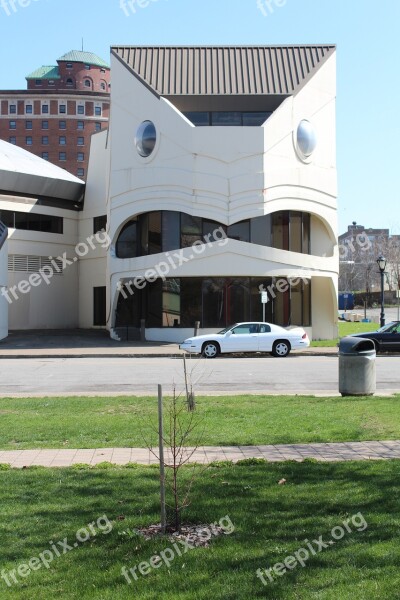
top-left (14, 212), bottom-right (29, 230)
top-left (228, 221), bottom-right (250, 243)
top-left (77, 137), bottom-right (84, 145)
top-left (25, 136), bottom-right (32, 145)
top-left (202, 278), bottom-right (226, 328)
top-left (180, 278), bottom-right (202, 327)
top-left (231, 323), bottom-right (257, 335)
top-left (272, 212), bottom-right (289, 251)
top-left (66, 78), bottom-right (74, 87)
top-left (42, 152), bottom-right (49, 160)
top-left (181, 214), bottom-right (202, 247)
top-left (77, 152), bottom-right (84, 161)
top-left (59, 104), bottom-right (66, 114)
top-left (116, 220), bottom-right (137, 259)
top-left (163, 279), bottom-right (181, 327)
top-left (242, 112), bottom-right (272, 126)
top-left (9, 104), bottom-right (16, 114)
top-left (148, 212), bottom-right (162, 254)
top-left (42, 120), bottom-right (49, 129)
top-left (48, 80), bottom-right (55, 86)
top-left (9, 121), bottom-right (16, 129)
top-left (59, 136), bottom-right (66, 145)
top-left (42, 136), bottom-right (49, 145)
top-left (146, 280), bottom-right (162, 328)
top-left (35, 79), bottom-right (42, 86)
top-left (290, 212), bottom-right (302, 254)
top-left (77, 121), bottom-right (84, 130)
top-left (95, 122), bottom-right (101, 132)
top-left (93, 215), bottom-right (107, 233)
top-left (211, 112), bottom-right (242, 126)
top-left (77, 168), bottom-right (84, 177)
top-left (84, 64), bottom-right (90, 70)
top-left (184, 112), bottom-right (210, 126)
top-left (59, 120), bottom-right (66, 129)
top-left (93, 287), bottom-right (106, 327)
top-left (77, 105), bottom-right (85, 115)
top-left (95, 106), bottom-right (101, 116)
top-left (25, 104), bottom-right (33, 114)
top-left (84, 79), bottom-right (91, 88)
top-left (42, 104), bottom-right (49, 114)
top-left (162, 211), bottom-right (180, 252)
top-left (59, 152), bottom-right (66, 161)
top-left (273, 278), bottom-right (290, 326)
top-left (101, 83), bottom-right (106, 90)
top-left (0, 210), bottom-right (14, 228)
top-left (203, 220), bottom-right (226, 242)
top-left (66, 63), bottom-right (73, 69)
top-left (250, 215), bottom-right (271, 247)
top-left (302, 213), bottom-right (310, 254)
top-left (9, 136), bottom-right (16, 144)
top-left (135, 121), bottom-right (156, 158)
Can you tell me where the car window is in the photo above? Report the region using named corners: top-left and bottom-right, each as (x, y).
top-left (259, 324), bottom-right (271, 333)
top-left (394, 324), bottom-right (400, 334)
top-left (231, 324), bottom-right (259, 335)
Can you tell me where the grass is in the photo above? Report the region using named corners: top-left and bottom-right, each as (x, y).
top-left (1, 394), bottom-right (400, 450)
top-left (311, 320), bottom-right (380, 347)
top-left (1, 460), bottom-right (400, 599)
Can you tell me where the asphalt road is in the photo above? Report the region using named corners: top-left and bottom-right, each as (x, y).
top-left (0, 355), bottom-right (399, 396)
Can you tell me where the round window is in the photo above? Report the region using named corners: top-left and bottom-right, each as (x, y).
top-left (135, 120), bottom-right (157, 158)
top-left (296, 120), bottom-right (317, 159)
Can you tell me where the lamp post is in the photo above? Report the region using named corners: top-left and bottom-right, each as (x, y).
top-left (377, 256), bottom-right (387, 327)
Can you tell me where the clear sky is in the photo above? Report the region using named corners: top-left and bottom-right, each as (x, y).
top-left (0, 0), bottom-right (399, 234)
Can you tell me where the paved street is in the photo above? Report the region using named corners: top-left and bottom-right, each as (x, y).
top-left (0, 355), bottom-right (398, 396)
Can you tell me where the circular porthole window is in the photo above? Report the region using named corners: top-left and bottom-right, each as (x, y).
top-left (296, 120), bottom-right (317, 161)
top-left (135, 120), bottom-right (157, 158)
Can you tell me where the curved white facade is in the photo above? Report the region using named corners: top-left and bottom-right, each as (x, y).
top-left (107, 46), bottom-right (338, 342)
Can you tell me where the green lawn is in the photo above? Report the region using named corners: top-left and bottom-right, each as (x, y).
top-left (311, 320), bottom-right (380, 347)
top-left (1, 461), bottom-right (400, 599)
top-left (1, 394), bottom-right (400, 450)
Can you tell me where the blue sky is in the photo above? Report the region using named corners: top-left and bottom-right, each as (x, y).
top-left (1, 0), bottom-right (399, 234)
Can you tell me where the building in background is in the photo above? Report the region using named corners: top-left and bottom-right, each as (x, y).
top-left (339, 221), bottom-right (400, 299)
top-left (0, 50), bottom-right (110, 180)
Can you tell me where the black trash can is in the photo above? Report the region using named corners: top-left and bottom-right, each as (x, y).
top-left (339, 336), bottom-right (376, 397)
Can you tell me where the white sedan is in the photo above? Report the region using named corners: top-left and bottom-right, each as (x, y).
top-left (179, 322), bottom-right (310, 358)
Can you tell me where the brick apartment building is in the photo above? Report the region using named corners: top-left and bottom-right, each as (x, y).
top-left (0, 50), bottom-right (110, 180)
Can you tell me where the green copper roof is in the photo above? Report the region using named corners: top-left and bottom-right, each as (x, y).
top-left (57, 50), bottom-right (109, 68)
top-left (26, 66), bottom-right (60, 80)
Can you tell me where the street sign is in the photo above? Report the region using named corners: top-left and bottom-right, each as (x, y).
top-left (261, 291), bottom-right (268, 304)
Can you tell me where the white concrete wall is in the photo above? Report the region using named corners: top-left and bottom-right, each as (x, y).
top-left (78, 130), bottom-right (109, 328)
top-left (0, 239), bottom-right (9, 339)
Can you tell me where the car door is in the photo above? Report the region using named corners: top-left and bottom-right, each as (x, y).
top-left (381, 323), bottom-right (400, 351)
top-left (222, 324), bottom-right (260, 352)
top-left (258, 323), bottom-right (275, 351)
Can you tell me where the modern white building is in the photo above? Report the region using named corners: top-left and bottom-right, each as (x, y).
top-left (0, 45), bottom-right (339, 343)
top-left (106, 45), bottom-right (338, 342)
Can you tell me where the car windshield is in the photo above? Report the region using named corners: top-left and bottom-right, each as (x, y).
top-left (377, 322), bottom-right (397, 333)
top-left (218, 324), bottom-right (238, 334)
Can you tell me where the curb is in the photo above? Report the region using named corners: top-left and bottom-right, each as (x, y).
top-left (0, 351), bottom-right (338, 359)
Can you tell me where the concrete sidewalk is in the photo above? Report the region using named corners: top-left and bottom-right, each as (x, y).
top-left (0, 329), bottom-right (337, 358)
top-left (1, 441), bottom-right (399, 468)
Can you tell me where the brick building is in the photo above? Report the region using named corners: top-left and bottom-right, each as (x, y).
top-left (0, 50), bottom-right (110, 180)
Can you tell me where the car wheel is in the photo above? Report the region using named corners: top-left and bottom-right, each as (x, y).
top-left (272, 340), bottom-right (290, 357)
top-left (202, 342), bottom-right (220, 358)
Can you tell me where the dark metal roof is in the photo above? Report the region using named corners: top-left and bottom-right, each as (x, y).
top-left (111, 45), bottom-right (336, 97)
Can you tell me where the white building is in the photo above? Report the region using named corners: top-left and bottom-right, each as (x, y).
top-left (0, 45), bottom-right (339, 342)
top-left (106, 45), bottom-right (338, 342)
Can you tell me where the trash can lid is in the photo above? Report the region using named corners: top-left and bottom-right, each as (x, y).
top-left (339, 336), bottom-right (376, 355)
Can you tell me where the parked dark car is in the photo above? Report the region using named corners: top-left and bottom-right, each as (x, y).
top-left (351, 321), bottom-right (400, 352)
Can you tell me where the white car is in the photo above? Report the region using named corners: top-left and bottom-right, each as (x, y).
top-left (179, 322), bottom-right (310, 358)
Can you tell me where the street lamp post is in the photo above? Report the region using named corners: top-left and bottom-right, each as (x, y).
top-left (377, 256), bottom-right (387, 328)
